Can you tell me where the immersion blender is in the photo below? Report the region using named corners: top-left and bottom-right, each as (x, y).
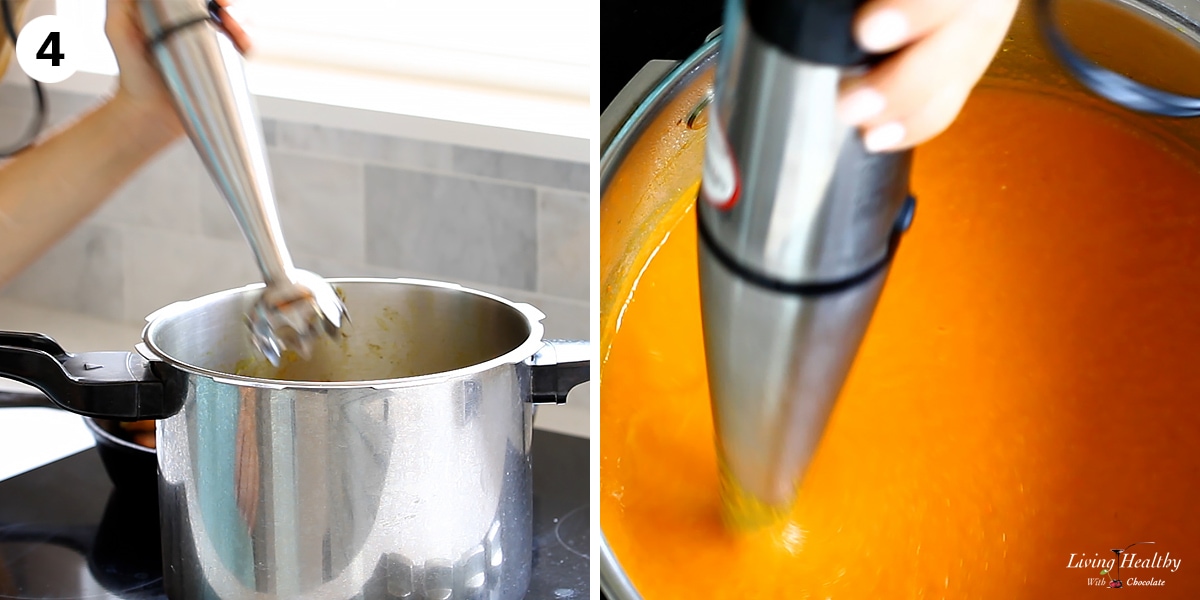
top-left (134, 0), bottom-right (347, 365)
top-left (697, 0), bottom-right (917, 528)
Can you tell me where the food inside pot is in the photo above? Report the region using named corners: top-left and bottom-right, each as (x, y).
top-left (600, 85), bottom-right (1200, 596)
top-left (116, 420), bottom-right (156, 449)
top-left (146, 282), bottom-right (534, 384)
top-left (231, 339), bottom-right (353, 382)
top-left (227, 323), bottom-right (455, 382)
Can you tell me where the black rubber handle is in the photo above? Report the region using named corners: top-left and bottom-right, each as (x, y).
top-left (529, 340), bottom-right (590, 405)
top-left (746, 0), bottom-right (871, 65)
top-left (0, 332), bottom-right (179, 420)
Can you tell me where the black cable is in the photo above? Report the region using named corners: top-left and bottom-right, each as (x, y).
top-left (0, 0), bottom-right (47, 158)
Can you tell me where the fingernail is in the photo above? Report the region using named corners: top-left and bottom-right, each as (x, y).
top-left (864, 122), bottom-right (906, 153)
top-left (858, 9), bottom-right (909, 53)
top-left (838, 87), bottom-right (886, 125)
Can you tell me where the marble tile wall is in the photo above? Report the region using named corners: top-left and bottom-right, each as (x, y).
top-left (0, 87), bottom-right (590, 343)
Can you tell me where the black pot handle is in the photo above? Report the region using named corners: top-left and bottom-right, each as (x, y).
top-left (529, 339), bottom-right (590, 405)
top-left (0, 332), bottom-right (178, 420)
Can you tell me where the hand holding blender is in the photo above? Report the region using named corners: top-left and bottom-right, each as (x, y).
top-left (699, 0), bottom-right (1018, 528)
top-left (132, 0), bottom-right (348, 365)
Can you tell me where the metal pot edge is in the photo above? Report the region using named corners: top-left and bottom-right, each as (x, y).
top-left (598, 37), bottom-right (722, 600)
top-left (138, 277), bottom-right (551, 392)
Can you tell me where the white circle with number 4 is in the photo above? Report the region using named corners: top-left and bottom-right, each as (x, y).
top-left (15, 15), bottom-right (76, 84)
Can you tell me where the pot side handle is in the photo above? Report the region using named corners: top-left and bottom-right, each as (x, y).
top-left (0, 331), bottom-right (178, 420)
top-left (528, 339), bottom-right (590, 405)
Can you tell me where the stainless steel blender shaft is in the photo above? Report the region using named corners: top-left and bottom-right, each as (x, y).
top-left (698, 0), bottom-right (914, 528)
top-left (137, 0), bottom-right (291, 284)
top-left (135, 0), bottom-right (347, 364)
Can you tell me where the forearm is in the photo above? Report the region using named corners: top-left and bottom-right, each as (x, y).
top-left (0, 92), bottom-right (180, 286)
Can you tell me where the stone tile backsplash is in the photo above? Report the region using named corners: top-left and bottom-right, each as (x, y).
top-left (537, 190), bottom-right (589, 299)
top-left (271, 120), bottom-right (456, 173)
top-left (452, 147), bottom-right (589, 193)
top-left (365, 166), bottom-right (538, 290)
top-left (120, 229), bottom-right (262, 323)
top-left (267, 151), bottom-right (367, 264)
top-left (0, 88), bottom-right (590, 341)
top-left (93, 140), bottom-right (217, 234)
top-left (3, 223), bottom-right (125, 322)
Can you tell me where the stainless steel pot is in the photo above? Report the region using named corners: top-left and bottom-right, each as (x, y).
top-left (0, 278), bottom-right (589, 600)
top-left (599, 0), bottom-right (1200, 597)
top-left (600, 36), bottom-right (717, 600)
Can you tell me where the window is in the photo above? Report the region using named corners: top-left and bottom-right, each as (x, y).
top-left (236, 0), bottom-right (590, 101)
top-left (54, 0), bottom-right (593, 144)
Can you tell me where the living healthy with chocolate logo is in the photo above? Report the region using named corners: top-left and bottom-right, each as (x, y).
top-left (1068, 542), bottom-right (1181, 588)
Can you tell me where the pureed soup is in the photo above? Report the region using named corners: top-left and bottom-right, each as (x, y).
top-left (600, 85), bottom-right (1200, 597)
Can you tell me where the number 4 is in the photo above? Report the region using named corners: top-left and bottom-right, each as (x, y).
top-left (37, 32), bottom-right (64, 67)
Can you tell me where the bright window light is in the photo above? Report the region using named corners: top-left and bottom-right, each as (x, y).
top-left (56, 0), bottom-right (117, 75)
top-left (239, 0), bottom-right (590, 100)
top-left (48, 0), bottom-right (592, 147)
top-left (56, 0), bottom-right (590, 101)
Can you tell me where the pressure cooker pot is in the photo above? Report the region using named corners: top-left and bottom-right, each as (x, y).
top-left (0, 278), bottom-right (589, 600)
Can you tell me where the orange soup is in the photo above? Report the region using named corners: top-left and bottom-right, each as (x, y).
top-left (601, 86), bottom-right (1200, 597)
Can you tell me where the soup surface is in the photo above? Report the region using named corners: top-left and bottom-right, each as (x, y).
top-left (601, 86), bottom-right (1200, 597)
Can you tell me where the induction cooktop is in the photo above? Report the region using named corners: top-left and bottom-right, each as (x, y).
top-left (0, 428), bottom-right (589, 599)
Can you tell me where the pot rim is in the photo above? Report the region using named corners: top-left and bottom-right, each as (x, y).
top-left (140, 277), bottom-right (548, 390)
top-left (599, 35), bottom-right (722, 600)
top-left (600, 36), bottom-right (722, 186)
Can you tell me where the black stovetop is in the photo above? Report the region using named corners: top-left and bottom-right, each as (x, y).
top-left (0, 429), bottom-right (589, 599)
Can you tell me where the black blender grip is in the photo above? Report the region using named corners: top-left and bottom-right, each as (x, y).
top-left (0, 331), bottom-right (177, 420)
top-left (745, 0), bottom-right (872, 65)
